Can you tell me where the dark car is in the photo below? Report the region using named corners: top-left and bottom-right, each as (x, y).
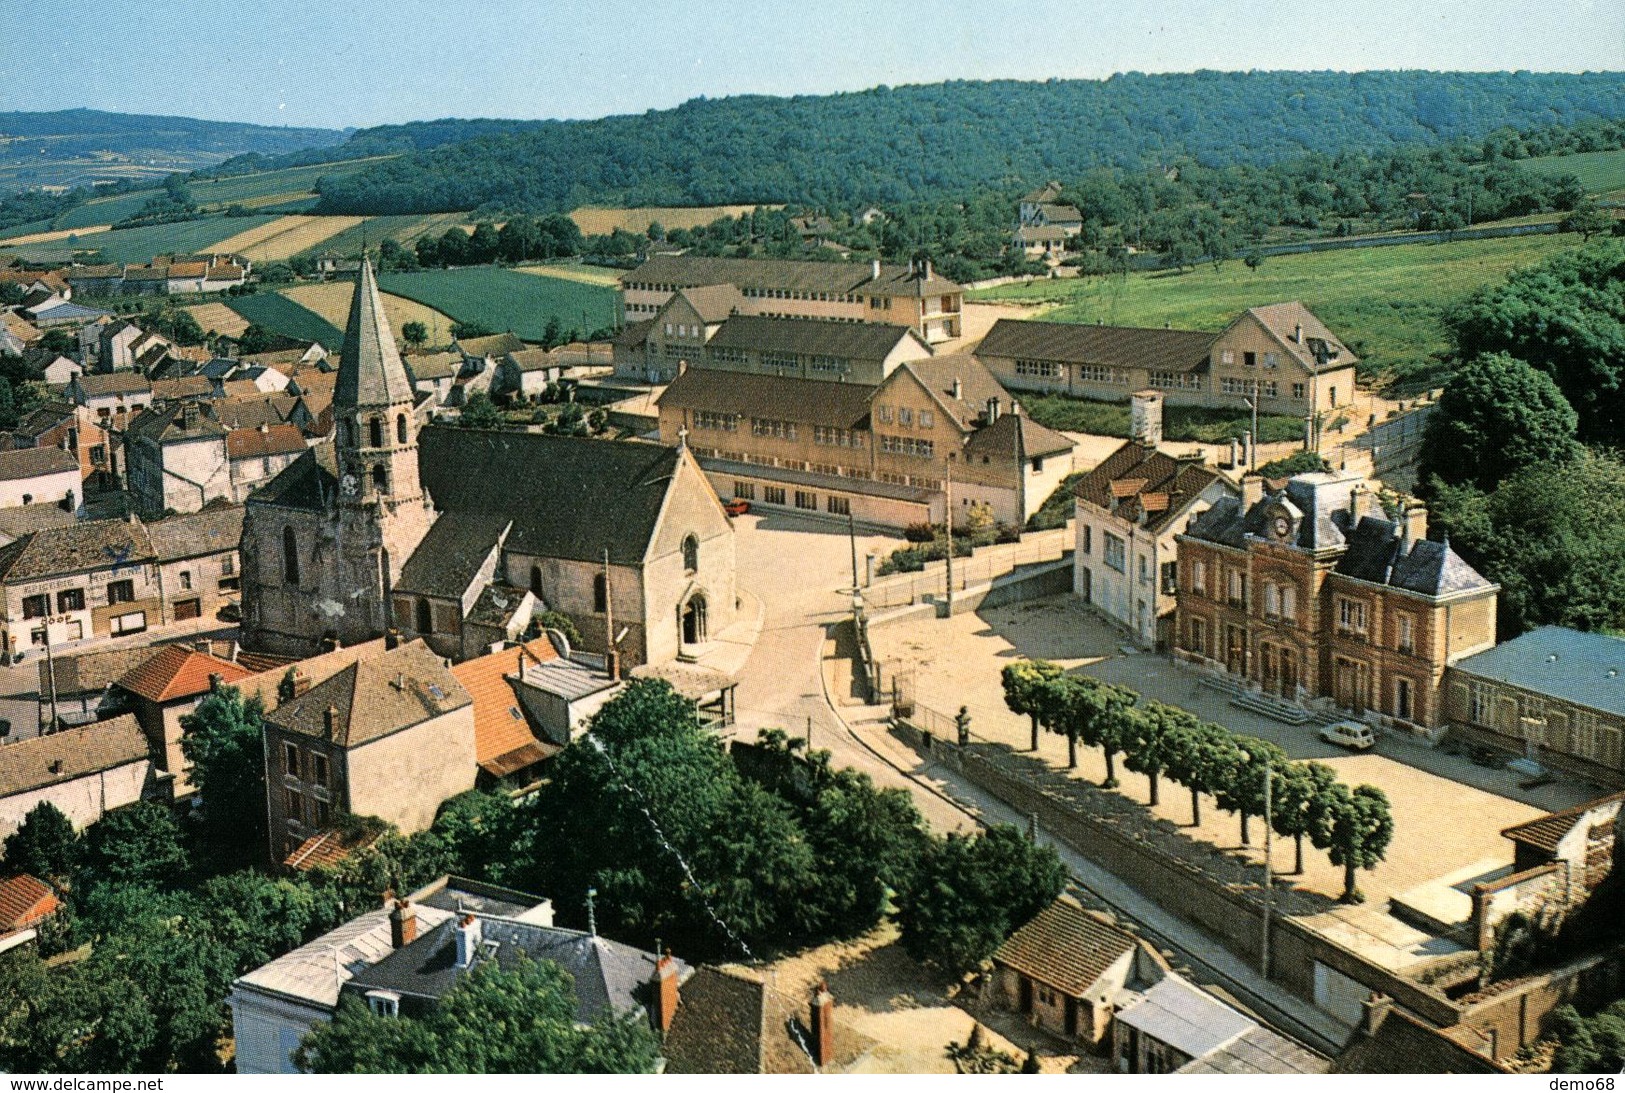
top-left (723, 498), bottom-right (752, 516)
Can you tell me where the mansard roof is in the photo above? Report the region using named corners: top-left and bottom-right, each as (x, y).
top-left (335, 259), bottom-right (415, 410)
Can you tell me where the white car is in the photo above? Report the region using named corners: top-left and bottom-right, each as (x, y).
top-left (1320, 720), bottom-right (1376, 751)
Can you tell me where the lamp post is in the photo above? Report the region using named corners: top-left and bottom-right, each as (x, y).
top-left (944, 452), bottom-right (956, 614)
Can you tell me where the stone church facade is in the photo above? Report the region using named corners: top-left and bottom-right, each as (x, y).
top-left (240, 261), bottom-right (737, 667)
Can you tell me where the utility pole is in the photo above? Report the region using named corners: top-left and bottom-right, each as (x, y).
top-left (602, 547), bottom-right (616, 678)
top-left (807, 714), bottom-right (813, 750)
top-left (1247, 381), bottom-right (1260, 471)
top-left (44, 621), bottom-right (60, 734)
top-left (1261, 758), bottom-right (1273, 979)
top-left (944, 453), bottom-right (956, 613)
top-left (847, 510), bottom-right (859, 593)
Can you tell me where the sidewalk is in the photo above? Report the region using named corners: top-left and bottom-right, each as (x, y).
top-left (823, 662), bottom-right (1352, 1055)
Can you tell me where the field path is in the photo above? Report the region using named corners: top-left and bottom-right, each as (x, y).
top-left (512, 263), bottom-right (624, 287)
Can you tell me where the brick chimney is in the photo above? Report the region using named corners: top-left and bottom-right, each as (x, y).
top-left (454, 914), bottom-right (482, 969)
top-left (181, 402), bottom-right (199, 430)
top-left (290, 668), bottom-right (311, 697)
top-left (1130, 390), bottom-right (1163, 447)
top-left (389, 898), bottom-right (417, 948)
top-left (810, 980), bottom-right (835, 1067)
top-left (1349, 484), bottom-right (1376, 524)
top-left (1242, 474), bottom-right (1265, 510)
top-left (649, 947), bottom-right (679, 1034)
top-left (1360, 992), bottom-right (1392, 1037)
top-left (1402, 503), bottom-right (1428, 544)
top-left (322, 703), bottom-right (339, 738)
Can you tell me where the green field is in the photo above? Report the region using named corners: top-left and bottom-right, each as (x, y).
top-left (54, 190), bottom-right (160, 230)
top-left (0, 213), bottom-right (281, 265)
top-left (971, 232), bottom-right (1585, 394)
top-left (378, 266), bottom-right (618, 341)
top-left (1521, 148), bottom-right (1625, 196)
top-left (190, 157), bottom-right (393, 207)
top-left (289, 213), bottom-right (457, 261)
top-left (0, 217), bottom-right (55, 241)
top-left (225, 292), bottom-right (345, 346)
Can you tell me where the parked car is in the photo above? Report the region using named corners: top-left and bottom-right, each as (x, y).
top-left (723, 498), bottom-right (751, 516)
top-left (1319, 720), bottom-right (1376, 751)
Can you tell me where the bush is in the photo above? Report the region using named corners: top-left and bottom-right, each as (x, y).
top-left (903, 522), bottom-right (936, 543)
top-left (1256, 451), bottom-right (1331, 478)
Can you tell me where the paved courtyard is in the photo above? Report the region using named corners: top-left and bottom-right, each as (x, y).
top-left (869, 594), bottom-right (1593, 911)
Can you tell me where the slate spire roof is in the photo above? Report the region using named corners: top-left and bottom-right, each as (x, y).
top-left (335, 259), bottom-right (415, 411)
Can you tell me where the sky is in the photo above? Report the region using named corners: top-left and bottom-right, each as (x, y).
top-left (6, 0), bottom-right (1622, 130)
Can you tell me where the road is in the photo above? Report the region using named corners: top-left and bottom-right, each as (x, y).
top-left (724, 511), bottom-right (971, 832)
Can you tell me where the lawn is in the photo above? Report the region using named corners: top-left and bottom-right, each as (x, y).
top-left (378, 266), bottom-right (618, 341)
top-left (512, 262), bottom-right (625, 287)
top-left (1019, 393), bottom-right (1304, 444)
top-left (970, 232), bottom-right (1584, 394)
top-left (1520, 148), bottom-right (1625, 195)
top-left (225, 292), bottom-right (344, 346)
top-left (279, 282), bottom-right (454, 346)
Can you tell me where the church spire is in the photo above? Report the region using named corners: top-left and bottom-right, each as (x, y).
top-left (336, 258), bottom-right (415, 410)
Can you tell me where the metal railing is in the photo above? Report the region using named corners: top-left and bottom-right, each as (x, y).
top-left (862, 527), bottom-right (1072, 610)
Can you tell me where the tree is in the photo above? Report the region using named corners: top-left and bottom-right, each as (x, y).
top-left (1324, 784), bottom-right (1394, 903)
top-left (468, 222), bottom-right (501, 264)
top-left (83, 802), bottom-right (189, 891)
top-left (1, 802), bottom-right (80, 887)
top-left (401, 320), bottom-right (429, 347)
top-left (1123, 701), bottom-right (1190, 807)
top-left (1037, 675), bottom-right (1083, 769)
top-left (1000, 660), bottom-right (1062, 752)
top-left (1214, 735), bottom-right (1287, 846)
top-left (1430, 451), bottom-right (1625, 636)
top-left (1551, 1000), bottom-right (1625, 1074)
top-left (1271, 762), bottom-right (1337, 875)
top-left (179, 683), bottom-right (269, 865)
top-left (238, 324), bottom-right (278, 355)
top-left (896, 825), bottom-right (1065, 975)
top-left (39, 328), bottom-right (74, 355)
top-left (1163, 720), bottom-right (1241, 828)
top-left (1417, 352), bottom-right (1580, 493)
top-left (459, 391), bottom-right (503, 429)
top-left (1561, 198), bottom-right (1613, 241)
top-left (297, 956), bottom-right (661, 1073)
top-left (1071, 678), bottom-right (1137, 788)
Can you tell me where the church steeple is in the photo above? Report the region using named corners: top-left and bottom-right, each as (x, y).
top-left (334, 258), bottom-right (422, 508)
top-left (336, 258), bottom-right (415, 411)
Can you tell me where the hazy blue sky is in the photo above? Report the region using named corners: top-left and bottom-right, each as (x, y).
top-left (8, 0), bottom-right (1622, 130)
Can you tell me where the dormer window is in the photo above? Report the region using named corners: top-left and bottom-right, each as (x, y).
top-left (366, 990), bottom-right (400, 1018)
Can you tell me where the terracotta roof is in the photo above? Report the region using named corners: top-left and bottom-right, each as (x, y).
top-left (151, 375), bottom-right (213, 401)
top-left (0, 874), bottom-right (59, 933)
top-left (74, 373), bottom-right (152, 398)
top-left (976, 318), bottom-right (1215, 372)
top-left (1501, 791), bottom-right (1625, 855)
top-left (1, 312), bottom-right (42, 342)
top-left (218, 378), bottom-right (261, 400)
top-left (1075, 441), bottom-right (1230, 535)
top-left (0, 714), bottom-right (148, 797)
top-left (166, 262), bottom-right (208, 279)
top-left (226, 423), bottom-right (307, 460)
top-left (282, 826), bottom-right (384, 872)
top-left (450, 640), bottom-right (560, 769)
top-left (0, 518), bottom-right (153, 583)
top-left (992, 895), bottom-right (1139, 997)
top-left (117, 644), bottom-right (254, 704)
top-left (0, 446), bottom-right (77, 483)
top-left (203, 263), bottom-right (246, 281)
top-left (266, 639), bottom-right (470, 747)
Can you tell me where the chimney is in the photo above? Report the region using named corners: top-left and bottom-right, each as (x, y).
top-left (181, 402), bottom-right (199, 430)
top-left (1242, 474), bottom-right (1265, 510)
top-left (454, 914), bottom-right (482, 969)
top-left (389, 899), bottom-right (417, 949)
top-left (1294, 322), bottom-right (1304, 344)
top-left (207, 671), bottom-right (223, 692)
top-left (1011, 400), bottom-right (1022, 417)
top-left (259, 421), bottom-right (269, 434)
top-left (870, 259), bottom-right (881, 281)
top-left (385, 627), bottom-right (400, 651)
top-left (1360, 993), bottom-right (1393, 1037)
top-left (986, 396), bottom-right (1001, 423)
top-left (810, 981), bottom-right (835, 1067)
top-left (322, 703), bottom-right (338, 738)
top-left (290, 668), bottom-right (311, 697)
top-left (650, 947), bottom-right (680, 1034)
top-left (952, 377), bottom-right (962, 401)
top-left (1130, 390), bottom-right (1163, 447)
top-left (1349, 484), bottom-right (1375, 524)
top-left (677, 357), bottom-right (688, 377)
top-left (1402, 503), bottom-right (1428, 544)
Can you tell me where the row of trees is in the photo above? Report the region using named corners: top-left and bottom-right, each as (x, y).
top-left (411, 214), bottom-right (585, 269)
top-left (1000, 664), bottom-right (1394, 903)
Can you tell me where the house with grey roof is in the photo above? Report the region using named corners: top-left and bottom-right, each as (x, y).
top-left (0, 714), bottom-right (153, 840)
top-left (1176, 470), bottom-right (1497, 729)
top-left (229, 875), bottom-right (557, 1074)
top-left (1113, 972), bottom-right (1327, 1075)
top-left (1446, 626), bottom-right (1625, 787)
top-left (0, 446), bottom-right (80, 510)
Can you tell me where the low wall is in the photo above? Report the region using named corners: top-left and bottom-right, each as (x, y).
top-left (1459, 950), bottom-right (1625, 1061)
top-left (1469, 863), bottom-right (1567, 953)
top-left (929, 559), bottom-right (1074, 616)
top-left (891, 721), bottom-right (1462, 1030)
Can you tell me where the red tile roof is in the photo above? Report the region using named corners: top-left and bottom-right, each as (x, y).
top-left (1501, 791), bottom-right (1625, 854)
top-left (282, 827), bottom-right (383, 872)
top-left (0, 873), bottom-right (60, 933)
top-left (450, 640), bottom-right (558, 769)
top-left (116, 644), bottom-right (254, 704)
top-left (992, 895), bottom-right (1139, 997)
top-left (226, 423), bottom-right (307, 460)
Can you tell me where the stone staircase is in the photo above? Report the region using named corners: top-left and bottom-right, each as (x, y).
top-left (1198, 672), bottom-right (1336, 727)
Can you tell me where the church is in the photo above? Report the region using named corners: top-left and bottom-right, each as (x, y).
top-left (239, 261), bottom-right (737, 668)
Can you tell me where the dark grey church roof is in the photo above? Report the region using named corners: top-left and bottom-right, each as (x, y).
top-left (395, 512), bottom-right (511, 600)
top-left (418, 427), bottom-right (683, 567)
top-left (246, 443), bottom-right (339, 512)
top-left (335, 259), bottom-right (415, 410)
top-left (346, 916), bottom-right (683, 1024)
